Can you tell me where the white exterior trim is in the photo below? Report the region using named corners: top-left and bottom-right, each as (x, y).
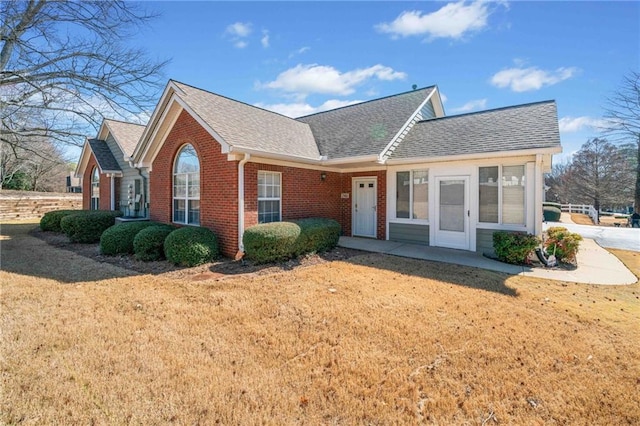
top-left (238, 153), bottom-right (251, 251)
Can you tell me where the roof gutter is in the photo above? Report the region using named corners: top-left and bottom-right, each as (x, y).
top-left (384, 146), bottom-right (562, 166)
top-left (237, 153), bottom-right (251, 254)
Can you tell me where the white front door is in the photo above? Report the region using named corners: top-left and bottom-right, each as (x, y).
top-left (434, 176), bottom-right (470, 250)
top-left (353, 178), bottom-right (377, 237)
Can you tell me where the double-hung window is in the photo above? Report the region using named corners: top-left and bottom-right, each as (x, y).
top-left (479, 165), bottom-right (525, 225)
top-left (396, 170), bottom-right (428, 220)
top-left (258, 171), bottom-right (281, 223)
top-left (173, 144), bottom-right (200, 225)
top-left (91, 167), bottom-right (100, 210)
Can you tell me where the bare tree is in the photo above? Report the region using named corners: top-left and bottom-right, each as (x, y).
top-left (1, 137), bottom-right (69, 191)
top-left (603, 70), bottom-right (640, 210)
top-left (0, 0), bottom-right (167, 155)
top-left (569, 138), bottom-right (633, 211)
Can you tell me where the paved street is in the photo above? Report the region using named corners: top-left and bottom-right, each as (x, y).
top-left (543, 222), bottom-right (640, 252)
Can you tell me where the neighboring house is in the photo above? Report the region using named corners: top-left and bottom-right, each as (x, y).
top-left (80, 80), bottom-right (562, 258)
top-left (65, 173), bottom-right (82, 193)
top-left (76, 119), bottom-right (147, 217)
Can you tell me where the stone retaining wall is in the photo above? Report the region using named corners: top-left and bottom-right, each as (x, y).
top-left (0, 190), bottom-right (83, 221)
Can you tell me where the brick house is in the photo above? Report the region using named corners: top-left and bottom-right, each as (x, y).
top-left (78, 80), bottom-right (562, 258)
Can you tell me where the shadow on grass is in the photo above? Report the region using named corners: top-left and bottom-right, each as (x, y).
top-left (344, 253), bottom-right (519, 297)
top-left (1, 223), bottom-right (138, 284)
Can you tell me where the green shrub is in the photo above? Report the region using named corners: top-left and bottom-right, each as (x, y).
top-left (60, 210), bottom-right (123, 243)
top-left (544, 227), bottom-right (583, 263)
top-left (40, 209), bottom-right (86, 232)
top-left (243, 222), bottom-right (301, 264)
top-left (133, 225), bottom-right (176, 261)
top-left (543, 205), bottom-right (562, 222)
top-left (100, 221), bottom-right (161, 255)
top-left (293, 218), bottom-right (341, 255)
top-left (493, 231), bottom-right (540, 265)
top-left (164, 226), bottom-right (219, 267)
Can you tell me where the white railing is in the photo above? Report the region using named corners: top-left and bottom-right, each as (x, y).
top-left (560, 204), bottom-right (599, 224)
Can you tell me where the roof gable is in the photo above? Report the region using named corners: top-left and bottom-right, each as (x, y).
top-left (296, 87), bottom-right (435, 160)
top-left (87, 139), bottom-right (122, 174)
top-left (390, 101), bottom-right (562, 160)
top-left (102, 119), bottom-right (146, 158)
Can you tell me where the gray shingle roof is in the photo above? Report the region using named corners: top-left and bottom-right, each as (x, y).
top-left (104, 119), bottom-right (145, 157)
top-left (88, 139), bottom-right (121, 173)
top-left (296, 87), bottom-right (434, 159)
top-left (173, 81), bottom-right (320, 159)
top-left (390, 100), bottom-right (561, 160)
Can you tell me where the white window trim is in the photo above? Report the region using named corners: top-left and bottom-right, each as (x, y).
top-left (394, 169), bottom-right (429, 222)
top-left (257, 171), bottom-right (282, 223)
top-left (478, 164), bottom-right (526, 227)
top-left (172, 144), bottom-right (200, 226)
top-left (91, 167), bottom-right (100, 210)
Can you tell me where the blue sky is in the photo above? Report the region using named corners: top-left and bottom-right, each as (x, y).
top-left (127, 1), bottom-right (638, 163)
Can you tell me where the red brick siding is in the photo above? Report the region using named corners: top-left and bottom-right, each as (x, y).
top-left (243, 164), bottom-right (342, 228)
top-left (81, 155), bottom-right (113, 211)
top-left (149, 110), bottom-right (239, 258)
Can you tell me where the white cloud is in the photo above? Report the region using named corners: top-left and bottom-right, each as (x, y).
top-left (375, 1), bottom-right (503, 40)
top-left (261, 31), bottom-right (270, 48)
top-left (234, 40), bottom-right (248, 49)
top-left (491, 66), bottom-right (578, 92)
top-left (226, 22), bottom-right (252, 38)
top-left (255, 99), bottom-right (363, 118)
top-left (288, 46), bottom-right (310, 59)
top-left (451, 98), bottom-right (487, 113)
top-left (558, 116), bottom-right (606, 133)
top-left (439, 92), bottom-right (448, 103)
top-left (261, 63), bottom-right (406, 96)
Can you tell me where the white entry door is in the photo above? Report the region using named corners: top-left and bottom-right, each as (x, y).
top-left (434, 176), bottom-right (470, 250)
top-left (353, 178), bottom-right (377, 237)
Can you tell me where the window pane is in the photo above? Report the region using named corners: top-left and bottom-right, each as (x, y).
top-left (174, 199), bottom-right (186, 223)
top-left (175, 145), bottom-right (199, 174)
top-left (188, 200), bottom-right (200, 225)
top-left (440, 180), bottom-right (465, 231)
top-left (174, 183), bottom-right (186, 198)
top-left (413, 170), bottom-right (428, 220)
top-left (188, 173), bottom-right (200, 198)
top-left (396, 171), bottom-right (410, 218)
top-left (503, 165), bottom-right (525, 225)
top-left (258, 200), bottom-right (280, 223)
top-left (479, 166), bottom-right (498, 223)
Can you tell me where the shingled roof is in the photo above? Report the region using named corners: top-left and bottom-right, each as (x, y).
top-left (104, 119), bottom-right (145, 158)
top-left (390, 100), bottom-right (561, 160)
top-left (88, 139), bottom-right (121, 173)
top-left (172, 81), bottom-right (320, 159)
top-left (297, 87), bottom-right (435, 159)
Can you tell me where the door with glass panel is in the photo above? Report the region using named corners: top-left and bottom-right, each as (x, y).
top-left (434, 176), bottom-right (470, 250)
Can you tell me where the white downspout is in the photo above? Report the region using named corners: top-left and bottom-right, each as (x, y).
top-left (534, 154), bottom-right (543, 237)
top-left (238, 153), bottom-right (251, 252)
top-left (110, 174), bottom-right (115, 210)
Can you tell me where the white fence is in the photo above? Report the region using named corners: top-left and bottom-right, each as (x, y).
top-left (560, 204), bottom-right (599, 224)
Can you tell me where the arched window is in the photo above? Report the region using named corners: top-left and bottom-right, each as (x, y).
top-left (91, 167), bottom-right (100, 210)
top-left (173, 144), bottom-right (200, 225)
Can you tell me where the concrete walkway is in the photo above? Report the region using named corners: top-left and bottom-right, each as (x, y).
top-left (338, 237), bottom-right (637, 285)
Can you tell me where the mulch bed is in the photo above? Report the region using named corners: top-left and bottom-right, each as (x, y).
top-left (30, 228), bottom-right (367, 280)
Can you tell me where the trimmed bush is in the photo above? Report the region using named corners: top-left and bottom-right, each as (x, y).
top-left (133, 225), bottom-right (176, 261)
top-left (544, 226), bottom-right (583, 263)
top-left (243, 218), bottom-right (342, 264)
top-left (100, 221), bottom-right (161, 255)
top-left (293, 218), bottom-right (341, 255)
top-left (60, 210), bottom-right (123, 243)
top-left (40, 209), bottom-right (86, 232)
top-left (543, 205), bottom-right (562, 222)
top-left (243, 222), bottom-right (301, 264)
top-left (164, 226), bottom-right (219, 267)
top-left (493, 231), bottom-right (540, 265)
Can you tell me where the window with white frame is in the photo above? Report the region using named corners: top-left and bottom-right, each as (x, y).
top-left (258, 171), bottom-right (281, 223)
top-left (479, 165), bottom-right (525, 225)
top-left (396, 170), bottom-right (428, 220)
top-left (91, 167), bottom-right (100, 210)
top-left (173, 144), bottom-right (200, 225)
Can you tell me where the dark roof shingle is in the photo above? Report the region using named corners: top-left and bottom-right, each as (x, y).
top-left (390, 100), bottom-right (561, 160)
top-left (297, 87), bottom-right (434, 159)
top-left (88, 139), bottom-right (121, 173)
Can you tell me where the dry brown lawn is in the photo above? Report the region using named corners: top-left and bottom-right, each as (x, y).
top-left (1, 221), bottom-right (639, 424)
top-left (572, 213), bottom-right (632, 227)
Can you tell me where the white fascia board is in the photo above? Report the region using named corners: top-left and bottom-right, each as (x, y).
top-left (228, 146), bottom-right (322, 164)
top-left (378, 89), bottom-right (437, 162)
top-left (136, 96), bottom-right (183, 168)
top-left (323, 154), bottom-right (379, 165)
top-left (97, 120), bottom-right (110, 140)
top-left (74, 140), bottom-right (91, 178)
top-left (430, 86), bottom-right (446, 117)
top-left (384, 146), bottom-right (562, 166)
top-left (132, 81), bottom-right (180, 161)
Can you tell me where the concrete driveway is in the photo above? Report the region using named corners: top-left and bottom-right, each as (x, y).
top-left (543, 222), bottom-right (640, 252)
